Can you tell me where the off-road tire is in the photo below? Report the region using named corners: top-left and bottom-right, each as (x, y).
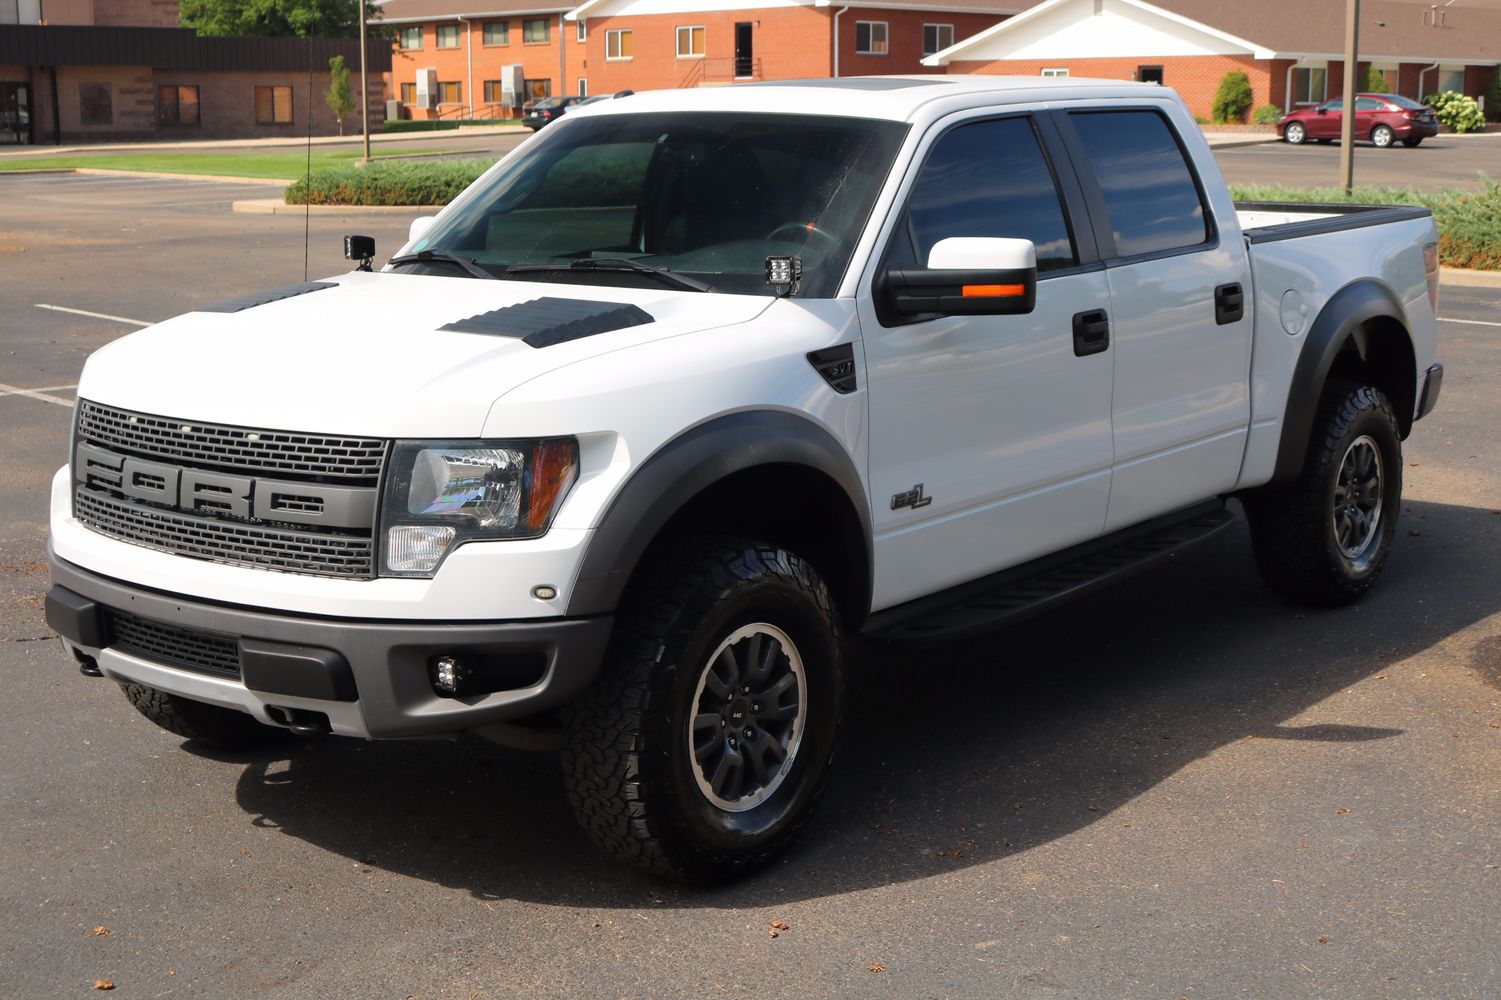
top-left (560, 536), bottom-right (845, 882)
top-left (1245, 381), bottom-right (1403, 606)
top-left (122, 682), bottom-right (290, 750)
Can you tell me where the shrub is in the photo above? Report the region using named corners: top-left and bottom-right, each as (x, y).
top-left (1252, 104), bottom-right (1283, 125)
top-left (1425, 91), bottom-right (1487, 133)
top-left (1212, 70), bottom-right (1254, 124)
top-left (382, 120), bottom-right (461, 133)
top-left (1362, 66), bottom-right (1390, 94)
top-left (284, 158), bottom-right (492, 206)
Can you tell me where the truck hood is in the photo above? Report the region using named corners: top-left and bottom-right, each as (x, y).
top-left (77, 271), bottom-right (775, 437)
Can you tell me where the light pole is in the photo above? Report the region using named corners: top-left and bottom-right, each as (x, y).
top-left (359, 0), bottom-right (371, 162)
top-left (1338, 0), bottom-right (1360, 196)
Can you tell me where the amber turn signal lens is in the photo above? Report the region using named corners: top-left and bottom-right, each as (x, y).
top-left (961, 284), bottom-right (1025, 298)
top-left (527, 440), bottom-right (579, 534)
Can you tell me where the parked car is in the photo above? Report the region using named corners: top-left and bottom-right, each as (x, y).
top-left (521, 96), bottom-right (582, 130)
top-left (1279, 93), bottom-right (1439, 147)
top-left (50, 79), bottom-right (1442, 882)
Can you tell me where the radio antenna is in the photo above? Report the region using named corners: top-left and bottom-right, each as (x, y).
top-left (304, 18), bottom-right (315, 281)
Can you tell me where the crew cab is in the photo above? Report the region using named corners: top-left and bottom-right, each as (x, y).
top-left (46, 77), bottom-right (1443, 881)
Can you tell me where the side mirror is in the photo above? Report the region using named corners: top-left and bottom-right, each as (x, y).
top-left (408, 215), bottom-right (437, 246)
top-left (1316, 108), bottom-right (1328, 115)
top-left (884, 237), bottom-right (1037, 317)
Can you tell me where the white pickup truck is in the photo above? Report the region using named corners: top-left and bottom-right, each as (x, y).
top-left (47, 77), bottom-right (1443, 881)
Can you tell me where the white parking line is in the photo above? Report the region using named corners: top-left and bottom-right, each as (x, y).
top-left (0, 382), bottom-right (75, 408)
top-left (34, 303), bottom-right (151, 327)
top-left (1438, 316), bottom-right (1501, 328)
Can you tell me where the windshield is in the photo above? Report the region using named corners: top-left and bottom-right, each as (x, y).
top-left (405, 111), bottom-right (909, 297)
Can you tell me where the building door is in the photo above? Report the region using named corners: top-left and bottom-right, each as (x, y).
top-left (734, 23), bottom-right (753, 78)
top-left (1137, 65), bottom-right (1164, 85)
top-left (0, 83), bottom-right (31, 145)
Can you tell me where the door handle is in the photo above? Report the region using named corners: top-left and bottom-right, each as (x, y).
top-left (1072, 309), bottom-right (1109, 357)
top-left (1215, 282), bottom-right (1244, 325)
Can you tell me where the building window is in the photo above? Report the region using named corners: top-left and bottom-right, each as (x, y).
top-left (79, 82), bottom-right (112, 125)
top-left (577, 77), bottom-right (587, 96)
top-left (576, 17), bottom-right (586, 42)
top-left (483, 80), bottom-right (502, 103)
top-left (855, 21), bottom-right (887, 55)
top-left (1294, 66), bottom-right (1327, 104)
top-left (1041, 67), bottom-right (1069, 78)
top-left (255, 85), bottom-right (293, 124)
top-left (1137, 65), bottom-right (1164, 85)
top-left (922, 23), bottom-right (953, 57)
top-left (436, 24), bottom-right (460, 48)
top-left (401, 82), bottom-right (416, 103)
top-left (525, 78), bottom-right (551, 101)
top-left (439, 81), bottom-right (462, 104)
top-left (1438, 68), bottom-right (1464, 94)
top-left (398, 26), bottom-right (422, 50)
top-left (606, 28), bottom-right (633, 60)
top-left (676, 25), bottom-right (705, 58)
top-left (157, 85), bottom-right (199, 126)
top-left (483, 21), bottom-right (508, 45)
top-left (523, 17), bottom-right (549, 43)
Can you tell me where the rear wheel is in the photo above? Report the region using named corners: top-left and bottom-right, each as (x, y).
top-left (1372, 125), bottom-right (1395, 148)
top-left (1402, 137), bottom-right (1423, 148)
top-left (1245, 382), bottom-right (1403, 606)
top-left (1284, 122), bottom-right (1307, 144)
top-left (561, 536), bottom-right (845, 881)
top-left (122, 683), bottom-right (291, 750)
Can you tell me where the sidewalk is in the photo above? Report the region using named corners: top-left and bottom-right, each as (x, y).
top-left (0, 124), bottom-right (527, 160)
top-left (1201, 132), bottom-right (1281, 149)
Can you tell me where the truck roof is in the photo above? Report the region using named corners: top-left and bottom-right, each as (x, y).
top-left (570, 76), bottom-right (1175, 123)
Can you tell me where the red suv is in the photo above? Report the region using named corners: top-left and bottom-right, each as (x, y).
top-left (1278, 93), bottom-right (1440, 148)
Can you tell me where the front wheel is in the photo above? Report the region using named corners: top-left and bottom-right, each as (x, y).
top-left (1372, 125), bottom-right (1395, 148)
top-left (1284, 122), bottom-right (1307, 144)
top-left (561, 537), bottom-right (845, 881)
top-left (1245, 382), bottom-right (1403, 606)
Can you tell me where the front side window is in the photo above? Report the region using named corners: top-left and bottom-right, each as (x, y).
top-left (254, 85), bottom-right (292, 125)
top-left (922, 23), bottom-right (953, 56)
top-left (523, 17), bottom-right (549, 43)
top-left (404, 112), bottom-right (907, 298)
top-left (889, 116), bottom-right (1077, 275)
top-left (398, 26), bottom-right (422, 50)
top-left (855, 21), bottom-right (887, 55)
top-left (676, 25), bottom-right (705, 58)
top-left (436, 24), bottom-right (460, 48)
top-left (483, 21), bottom-right (508, 45)
top-left (157, 85), bottom-right (199, 125)
top-left (606, 28), bottom-right (633, 59)
top-left (1067, 110), bottom-right (1209, 257)
top-left (1294, 66), bottom-right (1327, 104)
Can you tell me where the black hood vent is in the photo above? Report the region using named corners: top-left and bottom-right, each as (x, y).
top-left (198, 281), bottom-right (336, 314)
top-left (441, 297), bottom-right (655, 348)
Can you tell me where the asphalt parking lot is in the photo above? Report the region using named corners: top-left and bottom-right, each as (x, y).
top-left (1, 173), bottom-right (1498, 998)
top-left (1214, 131), bottom-right (1501, 190)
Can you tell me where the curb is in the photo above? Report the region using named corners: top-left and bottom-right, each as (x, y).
top-left (1441, 267), bottom-right (1501, 288)
top-left (233, 199), bottom-right (445, 215)
top-left (0, 168), bottom-right (79, 176)
top-left (73, 167), bottom-right (292, 185)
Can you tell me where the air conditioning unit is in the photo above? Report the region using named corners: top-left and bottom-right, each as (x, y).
top-left (386, 98), bottom-right (402, 121)
top-left (415, 68), bottom-right (437, 110)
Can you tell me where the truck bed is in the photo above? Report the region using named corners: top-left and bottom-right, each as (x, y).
top-left (1235, 202), bottom-right (1433, 244)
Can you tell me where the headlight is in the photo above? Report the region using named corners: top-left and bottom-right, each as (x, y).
top-left (379, 438), bottom-right (578, 577)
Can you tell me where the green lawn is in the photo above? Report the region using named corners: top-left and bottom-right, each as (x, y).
top-left (0, 148), bottom-right (434, 180)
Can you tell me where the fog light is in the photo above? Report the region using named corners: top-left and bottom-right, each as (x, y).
top-left (431, 655), bottom-right (468, 696)
top-left (385, 524), bottom-right (457, 574)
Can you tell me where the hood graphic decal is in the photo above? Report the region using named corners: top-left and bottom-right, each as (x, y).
top-left (441, 297), bottom-right (654, 349)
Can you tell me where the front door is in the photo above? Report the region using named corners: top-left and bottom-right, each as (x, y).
top-left (734, 23), bottom-right (753, 78)
top-left (862, 113), bottom-right (1114, 610)
top-left (1309, 98), bottom-right (1342, 139)
top-left (1058, 108), bottom-right (1252, 532)
top-left (0, 83), bottom-right (31, 145)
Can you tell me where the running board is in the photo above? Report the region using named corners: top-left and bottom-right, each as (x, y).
top-left (864, 501), bottom-right (1236, 643)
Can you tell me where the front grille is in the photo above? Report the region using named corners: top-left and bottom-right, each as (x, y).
top-left (77, 400), bottom-right (386, 485)
top-left (107, 610), bottom-right (241, 679)
top-left (76, 491), bottom-right (376, 577)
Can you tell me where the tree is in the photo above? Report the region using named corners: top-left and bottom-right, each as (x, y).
top-left (1362, 65), bottom-right (1390, 94)
top-left (180, 0), bottom-right (378, 38)
top-left (326, 54), bottom-right (354, 135)
top-left (1211, 70), bottom-right (1253, 124)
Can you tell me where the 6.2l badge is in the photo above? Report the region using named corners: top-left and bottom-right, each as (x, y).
top-left (890, 483), bottom-right (933, 511)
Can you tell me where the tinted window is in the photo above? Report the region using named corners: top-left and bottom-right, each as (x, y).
top-left (1068, 110), bottom-right (1208, 257)
top-left (1322, 99), bottom-right (1344, 112)
top-left (1354, 97), bottom-right (1385, 111)
top-left (894, 117), bottom-right (1076, 272)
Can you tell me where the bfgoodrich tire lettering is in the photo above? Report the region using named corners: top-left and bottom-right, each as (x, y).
top-left (1245, 381), bottom-right (1403, 606)
top-left (560, 536), bottom-right (845, 881)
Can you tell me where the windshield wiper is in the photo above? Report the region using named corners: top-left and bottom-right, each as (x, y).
top-left (506, 257), bottom-right (714, 293)
top-left (388, 249), bottom-right (496, 280)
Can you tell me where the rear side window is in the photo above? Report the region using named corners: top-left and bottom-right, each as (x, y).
top-left (893, 116), bottom-right (1077, 271)
top-left (1068, 110), bottom-right (1209, 258)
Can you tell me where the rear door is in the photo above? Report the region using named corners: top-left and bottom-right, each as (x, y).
top-left (1054, 106), bottom-right (1252, 532)
top-left (860, 111), bottom-right (1115, 609)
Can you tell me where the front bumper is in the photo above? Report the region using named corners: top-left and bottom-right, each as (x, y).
top-left (46, 547), bottom-right (613, 739)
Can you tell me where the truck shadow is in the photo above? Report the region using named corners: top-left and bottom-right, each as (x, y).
top-left (226, 498), bottom-right (1500, 907)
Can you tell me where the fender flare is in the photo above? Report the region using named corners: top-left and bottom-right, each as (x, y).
top-left (564, 411), bottom-right (873, 617)
top-left (1271, 279), bottom-right (1412, 484)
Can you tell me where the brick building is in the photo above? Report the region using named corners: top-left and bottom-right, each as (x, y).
top-left (0, 0), bottom-right (390, 144)
top-left (925, 0), bottom-right (1501, 121)
top-left (377, 0), bottom-right (1017, 120)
